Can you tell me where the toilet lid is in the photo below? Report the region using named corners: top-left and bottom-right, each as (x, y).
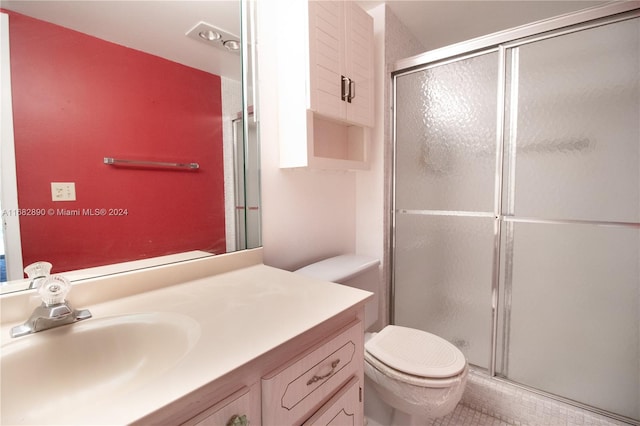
top-left (365, 325), bottom-right (466, 379)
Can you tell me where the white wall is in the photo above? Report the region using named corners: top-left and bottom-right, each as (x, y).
top-left (0, 12), bottom-right (23, 280)
top-left (257, 3), bottom-right (357, 271)
top-left (356, 5), bottom-right (426, 328)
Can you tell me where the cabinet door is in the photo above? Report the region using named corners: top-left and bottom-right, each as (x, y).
top-left (308, 1), bottom-right (346, 121)
top-left (182, 386), bottom-right (260, 426)
top-left (302, 377), bottom-right (362, 426)
top-left (262, 320), bottom-right (363, 425)
top-left (344, 1), bottom-right (374, 127)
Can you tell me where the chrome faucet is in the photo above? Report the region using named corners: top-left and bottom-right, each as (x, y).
top-left (10, 275), bottom-right (92, 338)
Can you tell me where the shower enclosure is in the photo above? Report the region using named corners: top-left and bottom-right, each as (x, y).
top-left (233, 113), bottom-right (261, 250)
top-left (391, 4), bottom-right (639, 423)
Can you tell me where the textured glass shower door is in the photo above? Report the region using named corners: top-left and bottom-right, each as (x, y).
top-left (393, 11), bottom-right (640, 422)
top-left (498, 17), bottom-right (640, 420)
top-left (393, 51), bottom-right (500, 369)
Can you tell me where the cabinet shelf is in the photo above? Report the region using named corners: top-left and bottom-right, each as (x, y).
top-left (305, 110), bottom-right (370, 170)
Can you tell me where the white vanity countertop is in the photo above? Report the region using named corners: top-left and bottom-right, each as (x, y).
top-left (0, 262), bottom-right (372, 425)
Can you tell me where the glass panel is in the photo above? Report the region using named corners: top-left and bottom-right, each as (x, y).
top-left (503, 221), bottom-right (639, 421)
top-left (503, 17), bottom-right (640, 222)
top-left (394, 213), bottom-right (495, 368)
top-left (395, 51), bottom-right (499, 213)
top-left (237, 117), bottom-right (261, 249)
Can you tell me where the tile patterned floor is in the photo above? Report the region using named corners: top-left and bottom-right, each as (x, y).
top-left (366, 403), bottom-right (511, 426)
top-left (427, 404), bottom-right (512, 425)
top-left (365, 368), bottom-right (636, 426)
top-left (461, 369), bottom-right (633, 426)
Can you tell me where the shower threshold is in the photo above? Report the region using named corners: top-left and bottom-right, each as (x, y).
top-left (462, 367), bottom-right (638, 426)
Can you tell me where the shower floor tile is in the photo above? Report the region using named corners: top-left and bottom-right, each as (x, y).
top-left (365, 403), bottom-right (512, 426)
top-left (427, 404), bottom-right (512, 426)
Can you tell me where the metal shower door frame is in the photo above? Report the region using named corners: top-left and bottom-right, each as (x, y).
top-left (390, 1), bottom-right (640, 380)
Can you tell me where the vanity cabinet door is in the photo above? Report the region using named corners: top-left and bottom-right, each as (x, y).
top-left (261, 320), bottom-right (364, 425)
top-left (302, 377), bottom-right (362, 426)
top-left (182, 385), bottom-right (260, 426)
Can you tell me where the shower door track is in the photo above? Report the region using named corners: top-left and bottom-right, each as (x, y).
top-left (390, 3), bottom-right (640, 425)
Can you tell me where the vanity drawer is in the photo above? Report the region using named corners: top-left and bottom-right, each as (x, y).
top-left (261, 320), bottom-right (363, 425)
top-left (182, 385), bottom-right (260, 426)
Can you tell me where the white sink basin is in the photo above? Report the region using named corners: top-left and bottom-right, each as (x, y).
top-left (1, 312), bottom-right (200, 424)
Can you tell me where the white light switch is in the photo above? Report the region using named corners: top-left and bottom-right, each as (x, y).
top-left (51, 182), bottom-right (76, 201)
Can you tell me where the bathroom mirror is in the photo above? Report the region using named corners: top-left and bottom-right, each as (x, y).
top-left (0, 1), bottom-right (260, 293)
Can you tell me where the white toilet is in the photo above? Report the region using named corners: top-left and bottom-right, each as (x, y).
top-left (295, 254), bottom-right (468, 425)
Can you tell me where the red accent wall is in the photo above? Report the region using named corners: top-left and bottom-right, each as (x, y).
top-left (5, 10), bottom-right (226, 274)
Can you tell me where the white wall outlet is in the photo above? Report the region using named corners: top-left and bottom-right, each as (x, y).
top-left (51, 182), bottom-right (76, 201)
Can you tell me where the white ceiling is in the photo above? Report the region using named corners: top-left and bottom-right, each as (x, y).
top-left (1, 0), bottom-right (614, 79)
top-left (360, 0), bottom-right (609, 51)
top-left (0, 0), bottom-right (242, 79)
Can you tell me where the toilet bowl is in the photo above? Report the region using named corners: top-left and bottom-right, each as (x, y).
top-left (295, 255), bottom-right (468, 424)
top-left (364, 326), bottom-right (468, 423)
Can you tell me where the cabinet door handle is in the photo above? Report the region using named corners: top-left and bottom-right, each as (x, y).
top-left (226, 414), bottom-right (248, 426)
top-left (341, 76), bottom-right (350, 101)
top-left (306, 359), bottom-right (341, 385)
top-left (348, 80), bottom-right (356, 103)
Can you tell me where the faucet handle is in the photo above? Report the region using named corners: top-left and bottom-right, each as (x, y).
top-left (24, 261), bottom-right (53, 288)
top-left (37, 275), bottom-right (71, 306)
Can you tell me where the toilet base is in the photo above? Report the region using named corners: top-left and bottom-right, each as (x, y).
top-left (365, 377), bottom-right (441, 426)
top-left (391, 408), bottom-right (426, 426)
top-left (364, 376), bottom-right (394, 425)
top-left (364, 361), bottom-right (469, 422)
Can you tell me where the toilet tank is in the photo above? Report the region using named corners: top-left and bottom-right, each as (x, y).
top-left (294, 254), bottom-right (380, 330)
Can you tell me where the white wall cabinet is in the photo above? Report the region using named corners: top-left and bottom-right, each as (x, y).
top-left (269, 0), bottom-right (374, 170)
top-left (308, 1), bottom-right (374, 128)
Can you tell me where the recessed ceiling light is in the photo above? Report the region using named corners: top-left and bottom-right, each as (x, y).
top-left (186, 21), bottom-right (240, 55)
top-left (198, 30), bottom-right (221, 41)
top-left (223, 40), bottom-right (241, 51)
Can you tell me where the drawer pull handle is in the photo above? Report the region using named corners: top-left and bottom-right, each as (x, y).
top-left (306, 359), bottom-right (340, 385)
top-left (227, 414), bottom-right (248, 426)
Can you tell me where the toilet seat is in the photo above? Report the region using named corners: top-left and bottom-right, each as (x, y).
top-left (365, 350), bottom-right (467, 389)
top-left (365, 325), bottom-right (466, 383)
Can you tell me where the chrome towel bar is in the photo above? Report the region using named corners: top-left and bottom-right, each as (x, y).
top-left (103, 157), bottom-right (199, 170)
